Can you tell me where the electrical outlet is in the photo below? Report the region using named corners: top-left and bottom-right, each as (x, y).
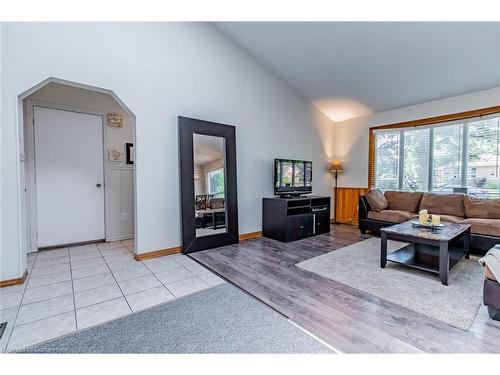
top-left (122, 213), bottom-right (128, 221)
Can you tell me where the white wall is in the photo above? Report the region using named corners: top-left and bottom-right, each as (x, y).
top-left (25, 83), bottom-right (135, 245)
top-left (333, 87), bottom-right (500, 187)
top-left (0, 22), bottom-right (334, 280)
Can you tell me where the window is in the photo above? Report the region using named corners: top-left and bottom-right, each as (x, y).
top-left (432, 124), bottom-right (463, 192)
top-left (371, 111), bottom-right (500, 199)
top-left (207, 168), bottom-right (225, 198)
top-left (467, 118), bottom-right (500, 198)
top-left (374, 131), bottom-right (399, 190)
top-left (403, 128), bottom-right (430, 191)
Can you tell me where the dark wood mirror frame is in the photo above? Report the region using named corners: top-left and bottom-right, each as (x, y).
top-left (178, 116), bottom-right (239, 254)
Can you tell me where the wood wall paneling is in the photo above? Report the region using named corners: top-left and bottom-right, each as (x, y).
top-left (335, 187), bottom-right (368, 225)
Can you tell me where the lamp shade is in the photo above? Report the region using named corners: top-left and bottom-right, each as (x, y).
top-left (329, 160), bottom-right (343, 172)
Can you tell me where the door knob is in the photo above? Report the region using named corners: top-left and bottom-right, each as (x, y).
top-left (96, 183), bottom-right (102, 188)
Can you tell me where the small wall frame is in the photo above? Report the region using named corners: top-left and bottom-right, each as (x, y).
top-left (108, 148), bottom-right (124, 162)
top-left (107, 113), bottom-right (124, 128)
top-left (125, 143), bottom-right (134, 165)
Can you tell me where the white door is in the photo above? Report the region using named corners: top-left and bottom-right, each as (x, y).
top-left (34, 107), bottom-right (105, 248)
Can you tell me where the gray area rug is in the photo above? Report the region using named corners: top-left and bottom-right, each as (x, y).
top-left (23, 284), bottom-right (332, 353)
top-left (296, 237), bottom-right (483, 330)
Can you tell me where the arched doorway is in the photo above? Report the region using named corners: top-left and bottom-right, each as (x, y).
top-left (18, 78), bottom-right (137, 256)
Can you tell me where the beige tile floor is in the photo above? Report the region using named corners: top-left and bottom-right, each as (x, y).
top-left (0, 239), bottom-right (225, 352)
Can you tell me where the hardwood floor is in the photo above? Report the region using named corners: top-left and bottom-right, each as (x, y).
top-left (191, 225), bottom-right (500, 353)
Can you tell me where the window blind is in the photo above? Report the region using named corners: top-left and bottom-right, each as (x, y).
top-left (372, 114), bottom-right (500, 198)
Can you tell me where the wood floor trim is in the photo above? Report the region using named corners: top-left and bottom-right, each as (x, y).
top-left (134, 231), bottom-right (262, 261)
top-left (0, 270), bottom-right (28, 288)
top-left (134, 246), bottom-right (182, 261)
top-left (239, 231), bottom-right (262, 241)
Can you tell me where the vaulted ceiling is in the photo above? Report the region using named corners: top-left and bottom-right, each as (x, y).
top-left (215, 22), bottom-right (500, 122)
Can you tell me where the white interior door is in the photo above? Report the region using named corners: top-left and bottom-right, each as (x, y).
top-left (34, 107), bottom-right (105, 248)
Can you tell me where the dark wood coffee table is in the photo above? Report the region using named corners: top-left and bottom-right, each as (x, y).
top-left (380, 221), bottom-right (471, 285)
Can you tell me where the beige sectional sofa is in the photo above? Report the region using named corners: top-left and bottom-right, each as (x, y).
top-left (358, 189), bottom-right (500, 253)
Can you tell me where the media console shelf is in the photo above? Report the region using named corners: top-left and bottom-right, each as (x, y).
top-left (262, 196), bottom-right (331, 242)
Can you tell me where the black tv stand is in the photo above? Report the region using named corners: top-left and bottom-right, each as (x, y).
top-left (278, 193), bottom-right (304, 199)
top-left (262, 195), bottom-right (331, 242)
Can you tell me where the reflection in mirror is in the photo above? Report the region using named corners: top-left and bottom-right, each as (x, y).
top-left (193, 133), bottom-right (227, 237)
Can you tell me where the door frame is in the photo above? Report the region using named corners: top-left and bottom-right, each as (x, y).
top-left (25, 100), bottom-right (108, 251)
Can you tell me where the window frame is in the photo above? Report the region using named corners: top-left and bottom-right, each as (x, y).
top-left (368, 105), bottom-right (500, 191)
top-left (207, 167), bottom-right (225, 197)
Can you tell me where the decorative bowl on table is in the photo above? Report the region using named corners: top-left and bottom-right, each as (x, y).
top-left (411, 220), bottom-right (444, 229)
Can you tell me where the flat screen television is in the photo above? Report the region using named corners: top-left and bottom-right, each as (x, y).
top-left (274, 159), bottom-right (312, 197)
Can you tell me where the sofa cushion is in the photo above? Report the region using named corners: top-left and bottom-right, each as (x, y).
top-left (437, 214), bottom-right (463, 223)
top-left (485, 265), bottom-right (497, 282)
top-left (464, 196), bottom-right (500, 219)
top-left (419, 193), bottom-right (465, 217)
top-left (384, 191), bottom-right (423, 212)
top-left (367, 209), bottom-right (417, 223)
top-left (364, 189), bottom-right (388, 212)
top-left (460, 218), bottom-right (500, 237)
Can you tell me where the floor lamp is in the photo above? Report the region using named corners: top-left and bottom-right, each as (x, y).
top-left (330, 160), bottom-right (343, 224)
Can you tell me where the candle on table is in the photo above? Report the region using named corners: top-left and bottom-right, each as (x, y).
top-left (419, 209), bottom-right (428, 225)
top-left (432, 214), bottom-right (441, 226)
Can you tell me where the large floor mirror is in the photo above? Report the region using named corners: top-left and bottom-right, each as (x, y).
top-left (179, 116), bottom-right (239, 254)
